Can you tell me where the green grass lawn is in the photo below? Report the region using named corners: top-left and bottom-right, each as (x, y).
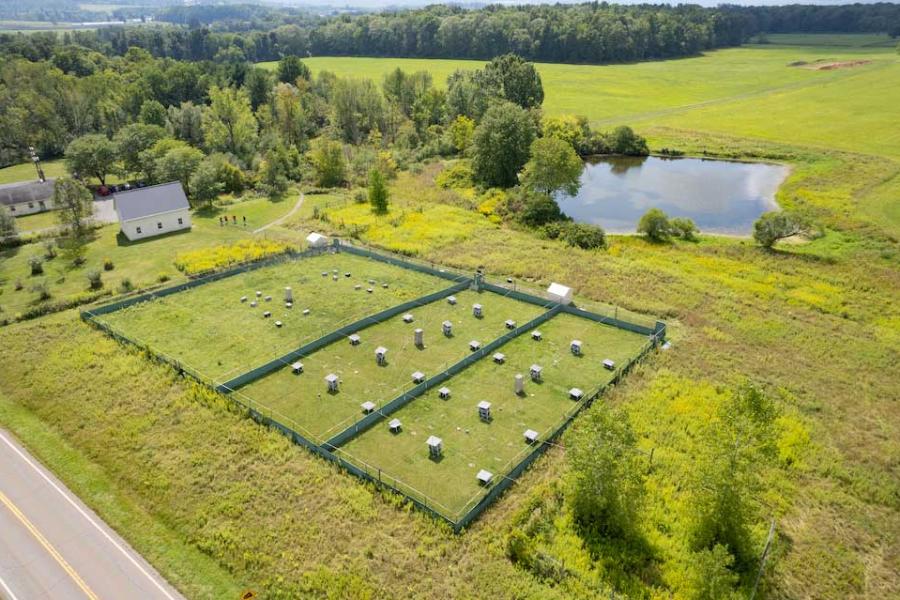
top-left (341, 312), bottom-right (649, 518)
top-left (12, 210), bottom-right (60, 233)
top-left (239, 289), bottom-right (547, 441)
top-left (98, 252), bottom-right (452, 382)
top-left (0, 195), bottom-right (298, 319)
top-left (752, 33), bottom-right (898, 47)
top-left (0, 159), bottom-right (66, 184)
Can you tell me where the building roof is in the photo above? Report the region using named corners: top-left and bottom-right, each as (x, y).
top-left (547, 282), bottom-right (572, 298)
top-left (0, 179), bottom-right (55, 207)
top-left (114, 181), bottom-right (189, 221)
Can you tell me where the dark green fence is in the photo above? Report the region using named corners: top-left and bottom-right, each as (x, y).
top-left (83, 237), bottom-right (667, 533)
top-left (323, 304), bottom-right (564, 449)
top-left (216, 280), bottom-right (472, 392)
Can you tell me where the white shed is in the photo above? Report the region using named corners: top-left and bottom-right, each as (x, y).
top-left (114, 182), bottom-right (191, 241)
top-left (547, 282), bottom-right (574, 305)
top-left (306, 232), bottom-right (328, 247)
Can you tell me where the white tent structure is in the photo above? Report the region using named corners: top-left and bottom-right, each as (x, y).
top-left (547, 282), bottom-right (573, 305)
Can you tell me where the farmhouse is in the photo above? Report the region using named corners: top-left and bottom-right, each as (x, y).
top-left (0, 179), bottom-right (56, 217)
top-left (113, 182), bottom-right (191, 241)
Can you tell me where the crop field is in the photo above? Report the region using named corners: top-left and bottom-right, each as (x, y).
top-left (238, 288), bottom-right (548, 441)
top-left (341, 312), bottom-right (649, 516)
top-left (97, 252), bottom-right (452, 381)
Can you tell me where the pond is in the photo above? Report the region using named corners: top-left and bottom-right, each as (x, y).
top-left (554, 156), bottom-right (789, 235)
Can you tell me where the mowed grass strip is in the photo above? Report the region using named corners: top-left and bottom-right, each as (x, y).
top-left (239, 289), bottom-right (547, 441)
top-left (98, 253), bottom-right (449, 381)
top-left (340, 312), bottom-right (649, 517)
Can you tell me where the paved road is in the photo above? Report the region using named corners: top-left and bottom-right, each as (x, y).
top-left (0, 429), bottom-right (184, 600)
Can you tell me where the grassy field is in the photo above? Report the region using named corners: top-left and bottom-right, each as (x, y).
top-left (12, 210), bottom-right (60, 233)
top-left (239, 288), bottom-right (547, 440)
top-left (0, 194), bottom-right (297, 320)
top-left (0, 159), bottom-right (66, 184)
top-left (752, 33), bottom-right (898, 47)
top-left (0, 36), bottom-right (896, 599)
top-left (342, 312), bottom-right (648, 517)
top-left (98, 252), bottom-right (451, 382)
top-left (265, 42), bottom-right (899, 161)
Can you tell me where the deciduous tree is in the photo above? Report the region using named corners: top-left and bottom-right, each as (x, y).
top-left (471, 102), bottom-right (536, 188)
top-left (203, 86), bottom-right (258, 161)
top-left (64, 134), bottom-right (117, 185)
top-left (520, 136), bottom-right (583, 196)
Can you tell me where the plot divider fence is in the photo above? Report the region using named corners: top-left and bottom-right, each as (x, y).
top-left (80, 237), bottom-right (666, 532)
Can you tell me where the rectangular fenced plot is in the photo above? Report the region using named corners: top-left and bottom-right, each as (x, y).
top-left (238, 289), bottom-right (548, 441)
top-left (339, 312), bottom-right (649, 518)
top-left (96, 253), bottom-right (451, 381)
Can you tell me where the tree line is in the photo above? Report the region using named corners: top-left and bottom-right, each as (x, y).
top-left (2, 3), bottom-right (897, 67)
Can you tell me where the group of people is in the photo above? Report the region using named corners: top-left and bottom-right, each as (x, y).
top-left (219, 215), bottom-right (247, 226)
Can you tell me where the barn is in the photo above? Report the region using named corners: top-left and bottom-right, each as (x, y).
top-left (0, 179), bottom-right (56, 217)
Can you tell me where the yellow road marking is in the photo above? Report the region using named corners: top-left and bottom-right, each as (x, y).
top-left (0, 490), bottom-right (99, 600)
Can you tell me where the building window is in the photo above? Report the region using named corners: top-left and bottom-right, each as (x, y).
top-left (28, 202), bottom-right (34, 209)
top-left (177, 217), bottom-right (183, 225)
top-left (157, 222), bottom-right (163, 229)
top-left (136, 226), bottom-right (142, 234)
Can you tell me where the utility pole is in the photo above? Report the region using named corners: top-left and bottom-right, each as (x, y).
top-left (28, 146), bottom-right (45, 182)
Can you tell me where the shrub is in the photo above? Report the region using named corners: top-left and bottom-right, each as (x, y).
top-left (86, 269), bottom-right (102, 290)
top-left (637, 208), bottom-right (672, 242)
top-left (670, 217), bottom-right (699, 241)
top-left (43, 240), bottom-right (57, 259)
top-left (157, 272), bottom-right (171, 283)
top-left (753, 211), bottom-right (813, 248)
top-left (519, 191), bottom-right (566, 227)
top-left (561, 223), bottom-right (606, 249)
top-left (353, 190), bottom-right (367, 204)
top-left (14, 279), bottom-right (23, 291)
top-left (103, 257), bottom-right (115, 271)
top-left (28, 256), bottom-right (44, 275)
top-left (435, 162), bottom-right (474, 190)
top-left (118, 278), bottom-right (134, 293)
top-left (31, 282), bottom-right (51, 301)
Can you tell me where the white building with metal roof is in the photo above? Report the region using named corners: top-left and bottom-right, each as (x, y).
top-left (113, 182), bottom-right (191, 241)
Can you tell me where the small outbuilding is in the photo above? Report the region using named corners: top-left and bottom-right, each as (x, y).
top-left (412, 371), bottom-right (425, 384)
top-left (306, 232), bottom-right (328, 248)
top-left (0, 179), bottom-right (56, 217)
top-left (569, 388), bottom-right (584, 401)
top-left (530, 364), bottom-right (543, 381)
top-left (442, 320), bottom-right (453, 337)
top-left (493, 352), bottom-right (505, 364)
top-left (438, 386), bottom-right (451, 399)
top-left (571, 340), bottom-right (583, 356)
top-left (524, 429), bottom-right (539, 444)
top-left (531, 330), bottom-right (542, 341)
top-left (547, 282), bottom-right (574, 305)
top-left (469, 340), bottom-right (481, 352)
top-left (375, 346), bottom-right (388, 365)
top-left (361, 401), bottom-right (376, 414)
top-left (403, 313), bottom-right (414, 323)
top-left (349, 333), bottom-right (361, 345)
top-left (472, 303), bottom-right (483, 318)
top-left (447, 295), bottom-right (457, 305)
top-left (389, 418), bottom-right (402, 433)
top-left (603, 358), bottom-right (616, 370)
top-left (291, 361), bottom-right (304, 374)
top-left (114, 182), bottom-right (191, 241)
top-left (505, 319), bottom-right (516, 330)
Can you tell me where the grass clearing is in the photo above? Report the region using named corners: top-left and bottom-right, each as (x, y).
top-left (97, 252), bottom-right (452, 381)
top-left (239, 288), bottom-right (547, 441)
top-left (342, 312), bottom-right (649, 517)
top-left (11, 210), bottom-right (60, 233)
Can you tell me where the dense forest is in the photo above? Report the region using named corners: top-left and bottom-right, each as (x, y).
top-left (2, 3), bottom-right (898, 66)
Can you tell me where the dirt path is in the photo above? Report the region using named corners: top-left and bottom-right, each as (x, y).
top-left (253, 192), bottom-right (305, 234)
